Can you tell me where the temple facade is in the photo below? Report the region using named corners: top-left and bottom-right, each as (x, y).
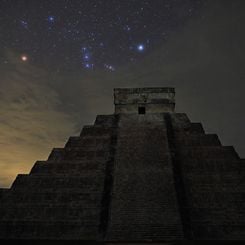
top-left (0, 87), bottom-right (244, 242)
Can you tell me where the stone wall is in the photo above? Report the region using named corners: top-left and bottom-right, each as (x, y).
top-left (114, 88), bottom-right (175, 114)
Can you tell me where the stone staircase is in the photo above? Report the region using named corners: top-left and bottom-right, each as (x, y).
top-left (169, 113), bottom-right (245, 240)
top-left (0, 115), bottom-right (118, 240)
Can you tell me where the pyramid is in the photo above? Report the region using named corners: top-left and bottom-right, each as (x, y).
top-left (0, 87), bottom-right (245, 242)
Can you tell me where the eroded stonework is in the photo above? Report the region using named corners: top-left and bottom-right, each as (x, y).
top-left (114, 87), bottom-right (175, 114)
top-left (0, 87), bottom-right (244, 242)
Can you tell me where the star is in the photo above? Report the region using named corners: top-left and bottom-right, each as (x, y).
top-left (84, 63), bottom-right (94, 69)
top-left (137, 44), bottom-right (145, 52)
top-left (104, 64), bottom-right (115, 71)
top-left (47, 16), bottom-right (55, 23)
top-left (20, 20), bottom-right (28, 29)
top-left (21, 55), bottom-right (28, 61)
top-left (124, 25), bottom-right (131, 31)
top-left (84, 54), bottom-right (89, 60)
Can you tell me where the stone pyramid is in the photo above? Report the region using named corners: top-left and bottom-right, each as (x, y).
top-left (0, 87), bottom-right (244, 242)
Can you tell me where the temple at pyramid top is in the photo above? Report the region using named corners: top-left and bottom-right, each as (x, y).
top-left (114, 87), bottom-right (175, 114)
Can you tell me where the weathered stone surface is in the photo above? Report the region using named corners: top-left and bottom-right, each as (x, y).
top-left (107, 114), bottom-right (184, 241)
top-left (0, 87), bottom-right (244, 242)
top-left (114, 87), bottom-right (175, 114)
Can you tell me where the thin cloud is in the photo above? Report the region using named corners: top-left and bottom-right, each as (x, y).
top-left (0, 51), bottom-right (77, 187)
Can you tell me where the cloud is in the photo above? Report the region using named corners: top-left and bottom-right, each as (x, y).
top-left (0, 51), bottom-right (77, 187)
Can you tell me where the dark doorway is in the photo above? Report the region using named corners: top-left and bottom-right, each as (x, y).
top-left (138, 106), bottom-right (145, 114)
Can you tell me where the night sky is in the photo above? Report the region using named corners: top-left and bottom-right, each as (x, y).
top-left (1, 0), bottom-right (204, 71)
top-left (0, 0), bottom-right (245, 187)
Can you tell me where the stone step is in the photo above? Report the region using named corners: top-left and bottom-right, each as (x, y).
top-left (80, 125), bottom-right (113, 137)
top-left (65, 136), bottom-right (112, 148)
top-left (9, 187), bottom-right (101, 195)
top-left (0, 188), bottom-right (9, 201)
top-left (64, 145), bottom-right (111, 152)
top-left (0, 203), bottom-right (101, 220)
top-left (63, 148), bottom-right (111, 161)
top-left (179, 159), bottom-right (245, 172)
top-left (11, 174), bottom-right (104, 190)
top-left (175, 134), bottom-right (221, 146)
top-left (184, 172), bottom-right (244, 185)
top-left (1, 190), bottom-right (102, 204)
top-left (48, 148), bottom-right (65, 161)
top-left (48, 148), bottom-right (112, 162)
top-left (30, 160), bottom-right (106, 174)
top-left (186, 191), bottom-right (245, 209)
top-left (65, 136), bottom-right (83, 147)
top-left (189, 207), bottom-right (245, 221)
top-left (189, 123), bottom-right (205, 134)
top-left (178, 146), bottom-right (239, 159)
top-left (94, 114), bottom-right (117, 127)
top-left (191, 223), bottom-right (245, 240)
top-left (0, 220), bottom-right (99, 239)
top-left (108, 224), bottom-right (184, 240)
top-left (188, 182), bottom-right (245, 192)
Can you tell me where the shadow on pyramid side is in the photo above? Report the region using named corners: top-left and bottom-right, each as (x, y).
top-left (0, 87), bottom-right (244, 242)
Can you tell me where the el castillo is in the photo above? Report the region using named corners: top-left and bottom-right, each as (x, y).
top-left (0, 87), bottom-right (245, 243)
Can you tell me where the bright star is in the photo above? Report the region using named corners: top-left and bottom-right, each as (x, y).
top-left (84, 54), bottom-right (89, 60)
top-left (137, 44), bottom-right (145, 51)
top-left (21, 55), bottom-right (28, 61)
top-left (48, 16), bottom-right (55, 23)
